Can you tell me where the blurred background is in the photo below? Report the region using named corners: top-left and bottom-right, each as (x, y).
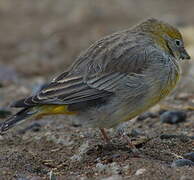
top-left (0, 0), bottom-right (193, 102)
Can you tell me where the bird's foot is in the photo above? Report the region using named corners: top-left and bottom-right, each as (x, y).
top-left (99, 128), bottom-right (110, 143)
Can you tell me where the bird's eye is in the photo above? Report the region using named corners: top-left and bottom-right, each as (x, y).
top-left (175, 39), bottom-right (181, 47)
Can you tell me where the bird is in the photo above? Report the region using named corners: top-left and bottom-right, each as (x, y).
top-left (0, 18), bottom-right (190, 142)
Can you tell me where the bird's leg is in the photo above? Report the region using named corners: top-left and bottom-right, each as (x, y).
top-left (122, 134), bottom-right (139, 152)
top-left (116, 126), bottom-right (139, 154)
top-left (99, 128), bottom-right (110, 143)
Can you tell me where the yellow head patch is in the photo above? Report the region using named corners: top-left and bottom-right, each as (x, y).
top-left (137, 18), bottom-right (183, 53)
top-left (138, 18), bottom-right (182, 40)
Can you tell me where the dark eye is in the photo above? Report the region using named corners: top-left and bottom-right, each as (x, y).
top-left (175, 39), bottom-right (181, 47)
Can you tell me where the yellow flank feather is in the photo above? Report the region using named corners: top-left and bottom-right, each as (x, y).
top-left (35, 105), bottom-right (77, 119)
top-left (121, 70), bottom-right (180, 124)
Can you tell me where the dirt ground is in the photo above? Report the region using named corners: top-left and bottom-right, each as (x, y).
top-left (0, 0), bottom-right (194, 179)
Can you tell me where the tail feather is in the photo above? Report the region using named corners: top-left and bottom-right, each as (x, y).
top-left (0, 108), bottom-right (37, 134)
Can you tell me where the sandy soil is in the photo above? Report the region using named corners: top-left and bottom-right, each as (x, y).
top-left (0, 0), bottom-right (194, 179)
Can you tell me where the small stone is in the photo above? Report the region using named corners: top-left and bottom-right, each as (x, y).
top-left (47, 134), bottom-right (74, 146)
top-left (183, 152), bottom-right (194, 162)
top-left (111, 154), bottom-right (120, 159)
top-left (70, 142), bottom-right (90, 161)
top-left (189, 136), bottom-right (194, 140)
top-left (160, 111), bottom-right (187, 124)
top-left (108, 162), bottom-right (121, 175)
top-left (95, 162), bottom-right (121, 175)
top-left (70, 154), bottom-right (82, 162)
top-left (135, 168), bottom-right (146, 175)
top-left (96, 163), bottom-right (107, 173)
top-left (130, 129), bottom-right (144, 137)
top-left (176, 93), bottom-right (190, 100)
top-left (78, 141), bottom-right (90, 154)
top-left (171, 159), bottom-right (194, 167)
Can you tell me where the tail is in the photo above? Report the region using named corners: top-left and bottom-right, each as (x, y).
top-left (0, 108), bottom-right (38, 134)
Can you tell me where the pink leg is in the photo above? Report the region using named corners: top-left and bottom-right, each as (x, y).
top-left (99, 128), bottom-right (110, 142)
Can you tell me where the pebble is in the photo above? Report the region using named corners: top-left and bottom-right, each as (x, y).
top-left (189, 136), bottom-right (194, 140)
top-left (47, 133), bottom-right (74, 146)
top-left (176, 92), bottom-right (190, 100)
top-left (160, 111), bottom-right (187, 124)
top-left (183, 152), bottom-right (194, 162)
top-left (171, 159), bottom-right (194, 167)
top-left (108, 162), bottom-right (122, 175)
top-left (96, 163), bottom-right (107, 173)
top-left (135, 168), bottom-right (146, 175)
top-left (95, 162), bottom-right (121, 175)
top-left (70, 154), bottom-right (82, 162)
top-left (70, 141), bottom-right (90, 162)
top-left (130, 129), bottom-right (144, 137)
top-left (78, 141), bottom-right (90, 154)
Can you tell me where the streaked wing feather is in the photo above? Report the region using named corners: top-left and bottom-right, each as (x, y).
top-left (87, 72), bottom-right (126, 91)
top-left (52, 71), bottom-right (69, 82)
top-left (58, 90), bottom-right (112, 104)
top-left (12, 31), bottom-right (150, 108)
top-left (12, 75), bottom-right (114, 107)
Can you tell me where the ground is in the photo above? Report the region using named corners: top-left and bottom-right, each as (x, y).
top-left (0, 0), bottom-right (194, 179)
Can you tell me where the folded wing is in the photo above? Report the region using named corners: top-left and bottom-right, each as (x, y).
top-left (12, 31), bottom-right (152, 108)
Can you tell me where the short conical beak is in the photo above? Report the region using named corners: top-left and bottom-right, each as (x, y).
top-left (181, 49), bottom-right (191, 60)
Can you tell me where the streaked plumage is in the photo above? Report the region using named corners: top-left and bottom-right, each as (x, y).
top-left (0, 18), bottom-right (190, 134)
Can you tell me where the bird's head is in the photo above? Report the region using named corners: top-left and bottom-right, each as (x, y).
top-left (137, 18), bottom-right (190, 60)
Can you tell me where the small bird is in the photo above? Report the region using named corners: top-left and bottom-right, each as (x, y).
top-left (0, 18), bottom-right (190, 141)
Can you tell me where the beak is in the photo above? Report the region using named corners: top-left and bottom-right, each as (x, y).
top-left (180, 48), bottom-right (191, 60)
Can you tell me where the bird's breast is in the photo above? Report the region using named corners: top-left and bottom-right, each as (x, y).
top-left (149, 62), bottom-right (180, 104)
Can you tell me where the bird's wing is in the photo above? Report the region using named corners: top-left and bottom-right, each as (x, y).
top-left (12, 31), bottom-right (152, 108)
